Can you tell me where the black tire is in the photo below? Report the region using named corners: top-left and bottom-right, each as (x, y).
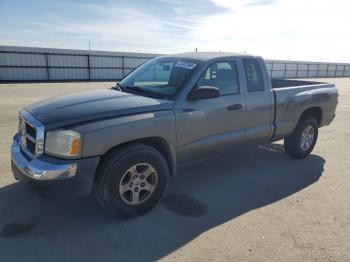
top-left (94, 143), bottom-right (169, 217)
top-left (284, 116), bottom-right (318, 159)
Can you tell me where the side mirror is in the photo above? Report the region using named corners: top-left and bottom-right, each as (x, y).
top-left (188, 86), bottom-right (220, 101)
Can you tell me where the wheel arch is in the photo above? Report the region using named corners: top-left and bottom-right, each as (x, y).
top-left (100, 137), bottom-right (177, 177)
top-left (298, 107), bottom-right (322, 127)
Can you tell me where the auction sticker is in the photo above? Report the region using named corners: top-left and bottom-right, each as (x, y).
top-left (174, 61), bottom-right (197, 69)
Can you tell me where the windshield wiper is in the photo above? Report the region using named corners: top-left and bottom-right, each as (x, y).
top-left (111, 82), bottom-right (124, 91)
top-left (114, 84), bottom-right (166, 99)
top-left (113, 83), bottom-right (144, 93)
top-left (124, 85), bottom-right (144, 92)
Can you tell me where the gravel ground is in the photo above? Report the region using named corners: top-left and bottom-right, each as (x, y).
top-left (0, 79), bottom-right (349, 262)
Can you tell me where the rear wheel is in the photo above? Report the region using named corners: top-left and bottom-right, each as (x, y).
top-left (94, 144), bottom-right (169, 217)
top-left (284, 117), bottom-right (318, 159)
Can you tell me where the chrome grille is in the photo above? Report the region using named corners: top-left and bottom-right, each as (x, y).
top-left (25, 122), bottom-right (36, 138)
top-left (19, 111), bottom-right (45, 158)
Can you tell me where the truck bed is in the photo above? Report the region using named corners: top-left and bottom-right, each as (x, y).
top-left (271, 78), bottom-right (329, 89)
top-left (270, 78), bottom-right (338, 141)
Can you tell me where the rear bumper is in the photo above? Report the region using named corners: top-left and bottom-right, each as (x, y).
top-left (11, 134), bottom-right (100, 197)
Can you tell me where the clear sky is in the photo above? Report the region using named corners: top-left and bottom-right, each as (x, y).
top-left (0, 0), bottom-right (349, 62)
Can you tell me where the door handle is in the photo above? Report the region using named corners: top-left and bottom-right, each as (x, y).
top-left (227, 104), bottom-right (243, 111)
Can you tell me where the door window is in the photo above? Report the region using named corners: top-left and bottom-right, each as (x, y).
top-left (198, 61), bottom-right (239, 95)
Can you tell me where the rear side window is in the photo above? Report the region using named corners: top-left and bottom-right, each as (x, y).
top-left (242, 58), bottom-right (264, 92)
top-left (198, 61), bottom-right (239, 95)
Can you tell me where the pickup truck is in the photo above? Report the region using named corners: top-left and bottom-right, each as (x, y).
top-left (11, 52), bottom-right (338, 217)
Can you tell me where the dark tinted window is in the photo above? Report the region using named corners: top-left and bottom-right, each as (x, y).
top-left (198, 61), bottom-right (239, 95)
top-left (243, 58), bottom-right (264, 92)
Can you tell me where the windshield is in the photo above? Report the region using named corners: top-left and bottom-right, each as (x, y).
top-left (119, 57), bottom-right (198, 99)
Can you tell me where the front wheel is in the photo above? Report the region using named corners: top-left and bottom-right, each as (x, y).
top-left (94, 144), bottom-right (169, 217)
top-left (284, 117), bottom-right (318, 159)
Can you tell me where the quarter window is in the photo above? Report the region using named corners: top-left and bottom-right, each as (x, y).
top-left (198, 61), bottom-right (239, 95)
top-left (243, 58), bottom-right (265, 92)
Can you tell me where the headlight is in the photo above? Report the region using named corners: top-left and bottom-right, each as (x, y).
top-left (45, 130), bottom-right (82, 158)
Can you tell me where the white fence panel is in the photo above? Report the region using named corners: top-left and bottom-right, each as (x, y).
top-left (0, 53), bottom-right (46, 66)
top-left (1, 46), bottom-right (350, 81)
top-left (91, 68), bottom-right (124, 80)
top-left (0, 68), bottom-right (47, 80)
top-left (48, 55), bottom-right (88, 67)
top-left (49, 68), bottom-right (89, 80)
top-left (90, 56), bottom-right (123, 68)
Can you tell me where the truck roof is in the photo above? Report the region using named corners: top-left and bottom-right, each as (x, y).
top-left (164, 52), bottom-right (257, 61)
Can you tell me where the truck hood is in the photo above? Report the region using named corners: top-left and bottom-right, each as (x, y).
top-left (25, 89), bottom-right (174, 129)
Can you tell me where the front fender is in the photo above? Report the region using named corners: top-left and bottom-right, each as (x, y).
top-left (73, 111), bottom-right (177, 158)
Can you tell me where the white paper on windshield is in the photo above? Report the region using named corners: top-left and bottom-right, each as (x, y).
top-left (174, 61), bottom-right (197, 69)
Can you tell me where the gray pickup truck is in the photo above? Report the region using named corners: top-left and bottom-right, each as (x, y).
top-left (11, 52), bottom-right (338, 216)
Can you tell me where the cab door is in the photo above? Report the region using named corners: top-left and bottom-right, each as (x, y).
top-left (175, 59), bottom-right (246, 166)
top-left (242, 57), bottom-right (275, 145)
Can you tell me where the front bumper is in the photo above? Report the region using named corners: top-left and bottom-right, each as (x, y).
top-left (12, 134), bottom-right (77, 180)
top-left (11, 134), bottom-right (100, 197)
